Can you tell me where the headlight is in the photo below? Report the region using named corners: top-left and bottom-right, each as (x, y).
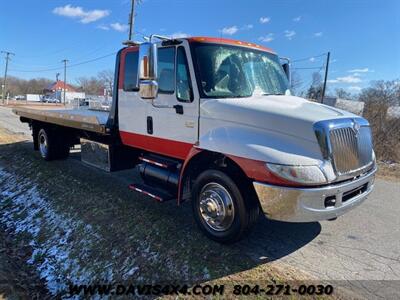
top-left (266, 163), bottom-right (327, 185)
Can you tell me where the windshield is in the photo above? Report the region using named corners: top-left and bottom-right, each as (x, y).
top-left (191, 43), bottom-right (291, 98)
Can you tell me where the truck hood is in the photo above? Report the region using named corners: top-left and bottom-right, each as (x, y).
top-left (200, 95), bottom-right (356, 143)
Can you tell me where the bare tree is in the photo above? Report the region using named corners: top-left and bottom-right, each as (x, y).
top-left (0, 76), bottom-right (53, 96)
top-left (360, 80), bottom-right (400, 106)
top-left (97, 70), bottom-right (114, 94)
top-left (335, 88), bottom-right (353, 100)
top-left (306, 72), bottom-right (323, 100)
top-left (360, 80), bottom-right (400, 161)
top-left (76, 77), bottom-right (104, 95)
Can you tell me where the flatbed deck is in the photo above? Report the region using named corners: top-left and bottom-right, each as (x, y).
top-left (13, 106), bottom-right (110, 134)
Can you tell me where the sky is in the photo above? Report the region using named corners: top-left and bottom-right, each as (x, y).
top-left (1, 0), bottom-right (399, 94)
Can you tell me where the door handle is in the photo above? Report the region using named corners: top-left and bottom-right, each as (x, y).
top-left (147, 116), bottom-right (153, 134)
top-left (173, 105), bottom-right (184, 115)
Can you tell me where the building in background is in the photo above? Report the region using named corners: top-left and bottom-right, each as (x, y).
top-left (44, 80), bottom-right (77, 95)
top-left (43, 80), bottom-right (85, 103)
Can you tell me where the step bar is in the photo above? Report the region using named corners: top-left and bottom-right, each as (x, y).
top-left (128, 183), bottom-right (174, 202)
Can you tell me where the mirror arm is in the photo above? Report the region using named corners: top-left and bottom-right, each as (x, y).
top-left (280, 57), bottom-right (291, 85)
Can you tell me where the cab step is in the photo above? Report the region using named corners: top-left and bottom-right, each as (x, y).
top-left (139, 154), bottom-right (181, 170)
top-left (128, 183), bottom-right (174, 202)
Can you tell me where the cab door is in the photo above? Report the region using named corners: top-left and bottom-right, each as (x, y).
top-left (147, 43), bottom-right (199, 159)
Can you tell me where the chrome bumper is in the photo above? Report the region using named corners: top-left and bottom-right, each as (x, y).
top-left (253, 167), bottom-right (377, 222)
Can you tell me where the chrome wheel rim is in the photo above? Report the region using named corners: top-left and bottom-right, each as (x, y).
top-left (39, 133), bottom-right (48, 158)
top-left (199, 182), bottom-right (235, 231)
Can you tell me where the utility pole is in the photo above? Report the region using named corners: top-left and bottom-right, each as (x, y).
top-left (321, 51), bottom-right (330, 104)
top-left (1, 51), bottom-right (15, 105)
top-left (61, 59), bottom-right (68, 105)
top-left (128, 0), bottom-right (135, 41)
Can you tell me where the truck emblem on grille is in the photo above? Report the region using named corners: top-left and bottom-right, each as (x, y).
top-left (352, 119), bottom-right (361, 137)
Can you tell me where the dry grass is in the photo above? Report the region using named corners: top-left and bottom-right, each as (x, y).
top-left (0, 127), bottom-right (28, 145)
top-left (360, 101), bottom-right (400, 181)
top-left (377, 161), bottom-right (400, 182)
top-left (363, 102), bottom-right (400, 162)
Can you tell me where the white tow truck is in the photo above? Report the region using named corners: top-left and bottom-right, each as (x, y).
top-left (13, 36), bottom-right (376, 243)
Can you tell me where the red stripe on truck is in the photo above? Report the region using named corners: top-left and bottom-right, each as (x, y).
top-left (227, 154), bottom-right (303, 187)
top-left (120, 131), bottom-right (193, 160)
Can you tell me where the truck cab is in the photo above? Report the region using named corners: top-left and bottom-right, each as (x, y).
top-left (14, 36), bottom-right (377, 243)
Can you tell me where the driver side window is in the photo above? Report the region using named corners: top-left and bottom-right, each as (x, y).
top-left (158, 47), bottom-right (175, 94)
top-left (176, 47), bottom-right (193, 102)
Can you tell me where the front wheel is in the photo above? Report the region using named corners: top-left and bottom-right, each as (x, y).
top-left (191, 170), bottom-right (259, 243)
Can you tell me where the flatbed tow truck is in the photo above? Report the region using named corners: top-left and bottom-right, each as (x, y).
top-left (14, 106), bottom-right (109, 134)
top-left (13, 35), bottom-right (376, 243)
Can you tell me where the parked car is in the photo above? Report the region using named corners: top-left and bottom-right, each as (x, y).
top-left (15, 95), bottom-right (26, 100)
top-left (42, 95), bottom-right (60, 103)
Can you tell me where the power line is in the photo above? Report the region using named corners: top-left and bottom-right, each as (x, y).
top-left (68, 52), bottom-right (117, 68)
top-left (293, 65), bottom-right (325, 95)
top-left (10, 66), bottom-right (63, 73)
top-left (291, 53), bottom-right (327, 63)
top-left (66, 42), bottom-right (115, 62)
top-left (293, 66), bottom-right (324, 70)
top-left (15, 39), bottom-right (90, 60)
top-left (9, 52), bottom-right (116, 73)
top-left (10, 61), bottom-right (62, 69)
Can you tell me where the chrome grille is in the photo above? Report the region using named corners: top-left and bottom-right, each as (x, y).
top-left (329, 126), bottom-right (373, 175)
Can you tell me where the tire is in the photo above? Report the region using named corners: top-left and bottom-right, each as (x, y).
top-left (37, 128), bottom-right (69, 161)
top-left (191, 169), bottom-right (259, 243)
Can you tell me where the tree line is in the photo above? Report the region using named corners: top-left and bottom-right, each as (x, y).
top-left (1, 70), bottom-right (114, 96)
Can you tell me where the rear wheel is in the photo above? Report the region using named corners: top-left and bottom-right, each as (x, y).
top-left (38, 129), bottom-right (50, 160)
top-left (38, 128), bottom-right (69, 161)
top-left (192, 169), bottom-right (259, 243)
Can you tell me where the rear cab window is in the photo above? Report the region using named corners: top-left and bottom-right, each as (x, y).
top-left (123, 50), bottom-right (139, 91)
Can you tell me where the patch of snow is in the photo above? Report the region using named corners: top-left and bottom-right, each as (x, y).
top-left (0, 166), bottom-right (135, 295)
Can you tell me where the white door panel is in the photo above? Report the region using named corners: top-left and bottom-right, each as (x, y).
top-left (118, 41), bottom-right (199, 150)
top-left (148, 42), bottom-right (198, 144)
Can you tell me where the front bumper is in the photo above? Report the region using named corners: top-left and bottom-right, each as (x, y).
top-left (253, 167), bottom-right (376, 222)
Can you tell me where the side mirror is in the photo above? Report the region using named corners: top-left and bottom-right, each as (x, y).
top-left (282, 63), bottom-right (290, 81)
top-left (138, 42), bottom-right (158, 99)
